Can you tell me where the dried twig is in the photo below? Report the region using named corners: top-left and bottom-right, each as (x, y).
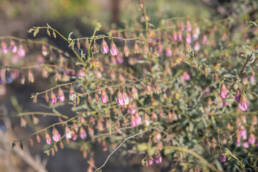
top-left (94, 129), bottom-right (151, 172)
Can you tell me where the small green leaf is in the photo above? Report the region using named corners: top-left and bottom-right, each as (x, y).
top-left (33, 28), bottom-right (40, 37)
top-left (53, 31), bottom-right (56, 38)
top-left (47, 29), bottom-right (51, 37)
top-left (28, 28), bottom-right (34, 33)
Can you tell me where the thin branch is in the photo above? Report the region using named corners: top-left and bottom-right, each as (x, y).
top-left (94, 129), bottom-right (151, 172)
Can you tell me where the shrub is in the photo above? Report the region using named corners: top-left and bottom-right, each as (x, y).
top-left (0, 1), bottom-right (257, 172)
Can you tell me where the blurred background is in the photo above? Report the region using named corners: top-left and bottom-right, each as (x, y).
top-left (0, 0), bottom-right (256, 172)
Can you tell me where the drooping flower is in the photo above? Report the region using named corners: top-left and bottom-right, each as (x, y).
top-left (248, 133), bottom-right (256, 145)
top-left (239, 95), bottom-right (249, 111)
top-left (116, 53), bottom-right (124, 64)
top-left (236, 137), bottom-right (241, 147)
top-left (134, 42), bottom-right (140, 54)
top-left (185, 32), bottom-right (192, 44)
top-left (50, 91), bottom-right (57, 104)
top-left (194, 42), bottom-right (200, 51)
top-left (249, 72), bottom-right (256, 84)
top-left (172, 31), bottom-right (177, 41)
top-left (45, 133), bottom-right (52, 145)
top-left (154, 155), bottom-right (162, 164)
top-left (220, 84), bottom-right (228, 99)
top-left (235, 89), bottom-right (241, 103)
top-left (165, 46), bottom-right (172, 57)
top-left (101, 39), bottom-right (109, 54)
top-left (116, 91), bottom-right (130, 106)
top-left (242, 141), bottom-right (249, 148)
top-left (52, 128), bottom-right (61, 142)
top-left (192, 27), bottom-right (200, 40)
top-left (186, 20), bottom-right (192, 32)
top-left (77, 69), bottom-right (85, 78)
top-left (123, 43), bottom-right (130, 57)
top-left (101, 90), bottom-right (109, 104)
top-left (10, 41), bottom-right (17, 53)
top-left (177, 31), bottom-right (182, 41)
top-left (239, 126), bottom-right (247, 140)
top-left (71, 130), bottom-right (77, 141)
top-left (218, 154), bottom-right (226, 163)
top-left (65, 127), bottom-right (72, 140)
top-left (135, 113), bottom-right (142, 125)
top-left (181, 71), bottom-right (190, 81)
top-left (17, 45), bottom-right (26, 58)
top-left (41, 45), bottom-right (49, 56)
top-left (131, 86), bottom-right (138, 99)
top-left (144, 113), bottom-right (150, 126)
top-left (130, 115), bottom-right (136, 127)
top-left (148, 156), bottom-right (154, 166)
top-left (79, 127), bottom-right (87, 139)
top-left (58, 88), bottom-right (65, 102)
top-left (110, 41), bottom-right (118, 56)
top-left (201, 35), bottom-right (208, 45)
top-left (1, 42), bottom-right (8, 54)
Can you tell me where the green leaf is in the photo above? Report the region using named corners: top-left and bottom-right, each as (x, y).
top-left (47, 29), bottom-right (51, 37)
top-left (28, 28), bottom-right (34, 33)
top-left (53, 31), bottom-right (57, 39)
top-left (33, 27), bottom-right (40, 37)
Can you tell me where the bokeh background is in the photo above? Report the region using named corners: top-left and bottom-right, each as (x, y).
top-left (0, 0), bottom-right (256, 172)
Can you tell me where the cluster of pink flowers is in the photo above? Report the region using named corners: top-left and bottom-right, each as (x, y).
top-left (44, 126), bottom-right (88, 145)
top-left (1, 41), bottom-right (26, 59)
top-left (236, 125), bottom-right (256, 148)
